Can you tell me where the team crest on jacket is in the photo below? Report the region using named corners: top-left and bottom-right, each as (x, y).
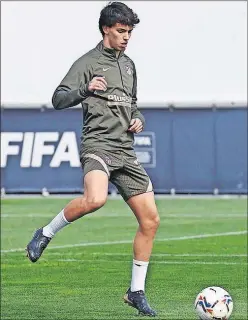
top-left (104, 155), bottom-right (112, 165)
top-left (125, 65), bottom-right (132, 75)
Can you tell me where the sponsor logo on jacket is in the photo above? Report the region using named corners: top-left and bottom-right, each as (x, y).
top-left (108, 94), bottom-right (131, 103)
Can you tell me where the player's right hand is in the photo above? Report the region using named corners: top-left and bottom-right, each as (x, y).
top-left (88, 76), bottom-right (107, 92)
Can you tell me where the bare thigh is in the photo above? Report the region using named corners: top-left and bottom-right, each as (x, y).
top-left (127, 192), bottom-right (160, 227)
top-left (62, 170), bottom-right (109, 222)
top-left (84, 169), bottom-right (109, 205)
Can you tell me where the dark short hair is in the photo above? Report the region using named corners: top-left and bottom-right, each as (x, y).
top-left (99, 2), bottom-right (140, 36)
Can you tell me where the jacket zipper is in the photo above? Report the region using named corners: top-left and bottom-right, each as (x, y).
top-left (117, 59), bottom-right (125, 94)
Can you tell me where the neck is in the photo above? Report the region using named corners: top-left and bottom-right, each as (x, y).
top-left (103, 38), bottom-right (121, 57)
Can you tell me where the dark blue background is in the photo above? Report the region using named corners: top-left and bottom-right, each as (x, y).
top-left (1, 106), bottom-right (247, 194)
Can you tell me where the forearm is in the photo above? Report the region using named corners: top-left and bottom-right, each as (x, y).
top-left (52, 85), bottom-right (88, 110)
top-left (131, 105), bottom-right (145, 127)
top-left (130, 63), bottom-right (145, 127)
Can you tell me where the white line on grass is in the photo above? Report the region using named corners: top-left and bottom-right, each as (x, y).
top-left (92, 253), bottom-right (248, 257)
top-left (55, 259), bottom-right (247, 266)
top-left (1, 230), bottom-right (247, 253)
top-left (45, 252), bottom-right (247, 257)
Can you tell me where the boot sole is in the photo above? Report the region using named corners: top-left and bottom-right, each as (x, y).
top-left (123, 294), bottom-right (156, 317)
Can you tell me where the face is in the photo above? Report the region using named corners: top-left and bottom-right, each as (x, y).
top-left (103, 23), bottom-right (133, 51)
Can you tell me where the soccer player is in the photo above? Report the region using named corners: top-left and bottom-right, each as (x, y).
top-left (26, 2), bottom-right (160, 317)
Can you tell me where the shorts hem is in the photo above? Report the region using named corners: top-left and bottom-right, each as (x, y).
top-left (124, 190), bottom-right (154, 202)
top-left (83, 167), bottom-right (109, 178)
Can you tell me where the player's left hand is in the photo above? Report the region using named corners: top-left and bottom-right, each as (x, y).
top-left (128, 118), bottom-right (143, 133)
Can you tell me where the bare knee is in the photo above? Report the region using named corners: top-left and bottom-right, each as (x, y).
top-left (85, 196), bottom-right (106, 212)
top-left (140, 214), bottom-right (160, 235)
top-left (151, 214), bottom-right (160, 231)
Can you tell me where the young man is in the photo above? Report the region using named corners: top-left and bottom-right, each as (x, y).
top-left (26, 2), bottom-right (160, 317)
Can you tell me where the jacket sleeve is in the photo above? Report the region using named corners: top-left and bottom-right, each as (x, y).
top-left (52, 58), bottom-right (91, 110)
top-left (131, 64), bottom-right (145, 126)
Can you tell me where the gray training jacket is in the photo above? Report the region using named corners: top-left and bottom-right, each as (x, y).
top-left (52, 40), bottom-right (145, 152)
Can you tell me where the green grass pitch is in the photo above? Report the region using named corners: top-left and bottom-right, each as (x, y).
top-left (1, 198), bottom-right (247, 319)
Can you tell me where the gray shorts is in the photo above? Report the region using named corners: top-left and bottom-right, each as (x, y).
top-left (80, 149), bottom-right (153, 201)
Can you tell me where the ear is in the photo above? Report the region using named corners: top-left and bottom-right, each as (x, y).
top-left (102, 26), bottom-right (109, 35)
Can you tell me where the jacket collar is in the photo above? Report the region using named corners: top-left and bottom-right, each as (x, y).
top-left (96, 40), bottom-right (124, 59)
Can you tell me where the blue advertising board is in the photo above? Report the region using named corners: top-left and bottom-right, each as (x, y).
top-left (1, 106), bottom-right (247, 194)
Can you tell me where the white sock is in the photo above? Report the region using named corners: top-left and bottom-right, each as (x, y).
top-left (42, 209), bottom-right (70, 238)
top-left (131, 259), bottom-right (149, 292)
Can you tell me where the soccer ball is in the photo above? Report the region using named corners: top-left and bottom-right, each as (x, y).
top-left (195, 286), bottom-right (233, 320)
